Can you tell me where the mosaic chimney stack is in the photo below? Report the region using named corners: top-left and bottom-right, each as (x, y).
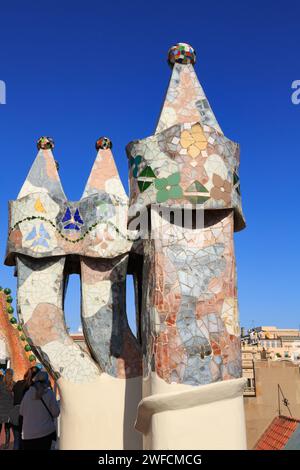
top-left (127, 43), bottom-right (247, 449)
top-left (5, 43), bottom-right (247, 450)
top-left (6, 137), bottom-right (142, 450)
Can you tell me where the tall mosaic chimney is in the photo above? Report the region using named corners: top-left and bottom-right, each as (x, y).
top-left (127, 43), bottom-right (247, 449)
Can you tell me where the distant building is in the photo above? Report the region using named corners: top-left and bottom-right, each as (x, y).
top-left (242, 326), bottom-right (300, 362)
top-left (241, 325), bottom-right (300, 400)
top-left (241, 344), bottom-right (259, 397)
top-left (70, 332), bottom-right (90, 355)
top-left (241, 327), bottom-right (300, 449)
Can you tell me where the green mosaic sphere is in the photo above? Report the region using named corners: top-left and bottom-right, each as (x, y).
top-left (6, 296), bottom-right (13, 303)
top-left (20, 334), bottom-right (26, 341)
top-left (37, 136), bottom-right (55, 150)
top-left (17, 325), bottom-right (23, 331)
top-left (24, 344), bottom-right (31, 352)
top-left (10, 317), bottom-right (17, 324)
top-left (29, 355), bottom-right (36, 362)
top-left (4, 288), bottom-right (11, 295)
top-left (7, 306), bottom-right (14, 314)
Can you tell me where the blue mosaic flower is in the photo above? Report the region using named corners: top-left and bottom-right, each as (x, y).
top-left (26, 223), bottom-right (50, 248)
top-left (62, 207), bottom-right (84, 231)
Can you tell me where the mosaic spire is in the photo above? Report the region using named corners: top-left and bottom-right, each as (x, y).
top-left (127, 42), bottom-right (245, 231)
top-left (155, 43), bottom-right (222, 134)
top-left (17, 137), bottom-right (66, 200)
top-left (81, 136), bottom-right (127, 201)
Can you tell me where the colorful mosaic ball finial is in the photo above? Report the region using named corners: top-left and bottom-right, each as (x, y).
top-left (37, 136), bottom-right (55, 150)
top-left (95, 137), bottom-right (112, 151)
top-left (168, 43), bottom-right (196, 66)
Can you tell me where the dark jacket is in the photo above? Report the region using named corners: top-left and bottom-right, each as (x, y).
top-left (13, 380), bottom-right (28, 406)
top-left (0, 381), bottom-right (14, 423)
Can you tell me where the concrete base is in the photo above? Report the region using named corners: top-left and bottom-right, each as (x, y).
top-left (136, 378), bottom-right (247, 450)
top-left (58, 374), bottom-right (142, 450)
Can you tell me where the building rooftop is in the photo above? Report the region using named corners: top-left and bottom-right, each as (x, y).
top-left (254, 415), bottom-right (300, 450)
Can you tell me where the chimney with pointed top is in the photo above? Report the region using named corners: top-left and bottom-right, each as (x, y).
top-left (130, 43), bottom-right (247, 450)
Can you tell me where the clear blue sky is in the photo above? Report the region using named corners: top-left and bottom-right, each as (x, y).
top-left (0, 0), bottom-right (299, 332)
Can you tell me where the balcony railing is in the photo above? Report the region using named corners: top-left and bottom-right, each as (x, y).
top-left (244, 386), bottom-right (256, 397)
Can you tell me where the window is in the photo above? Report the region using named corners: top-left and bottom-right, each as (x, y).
top-left (64, 274), bottom-right (82, 334)
top-left (126, 275), bottom-right (138, 338)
